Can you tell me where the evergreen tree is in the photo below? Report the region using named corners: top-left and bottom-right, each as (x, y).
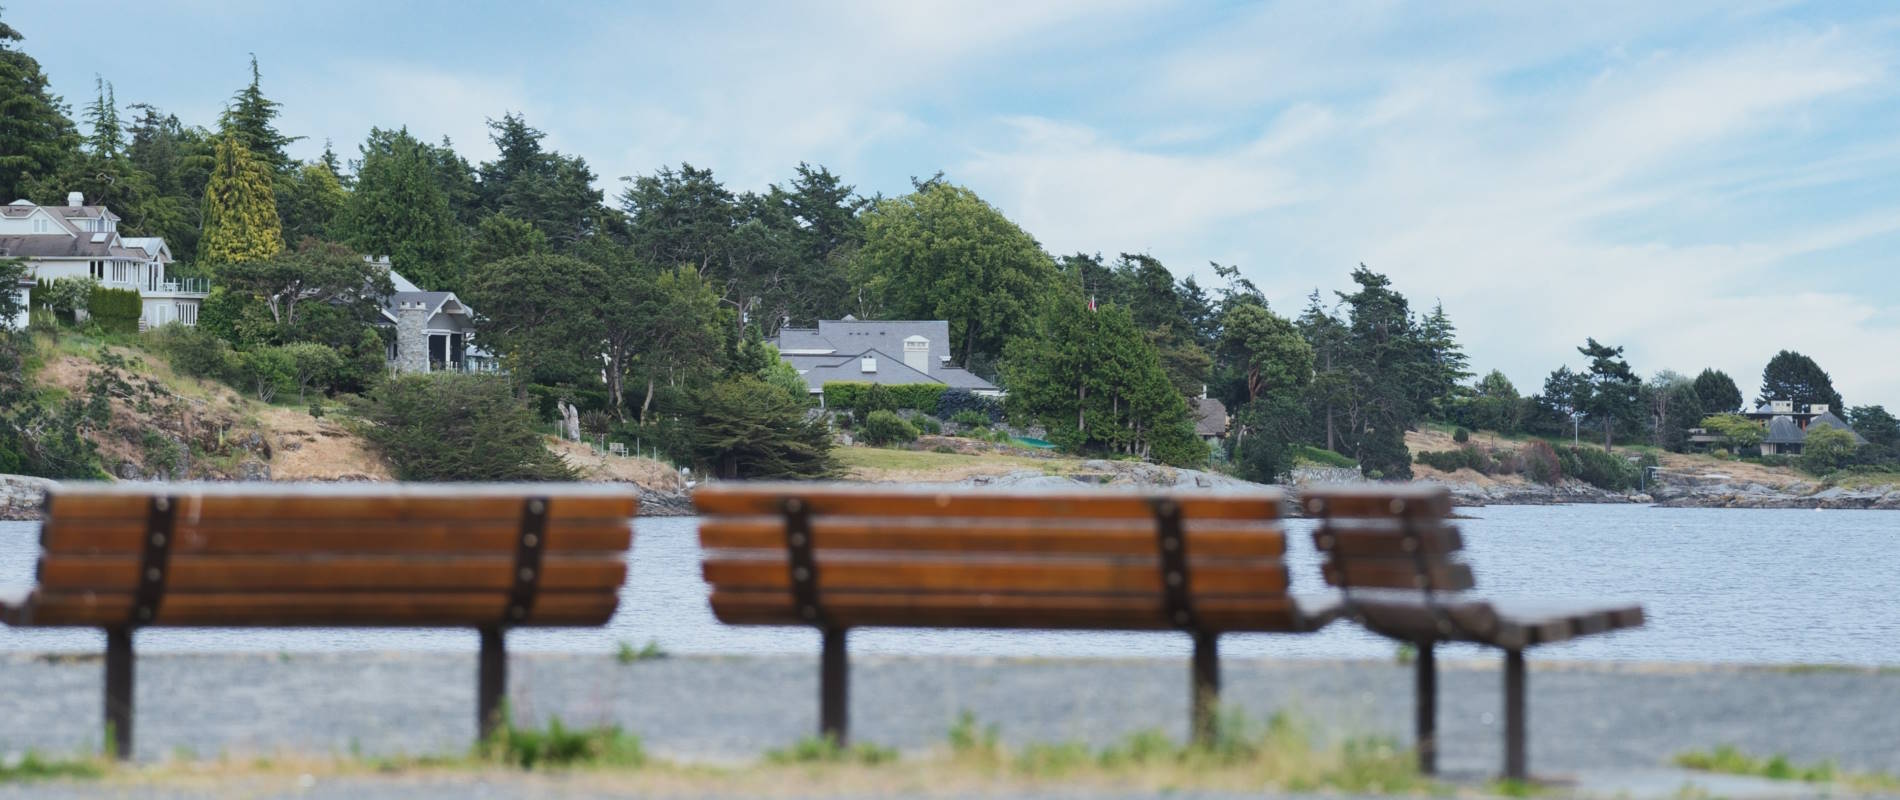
top-left (1847, 406), bottom-right (1899, 447)
top-left (200, 135), bottom-right (283, 264)
top-left (276, 161), bottom-right (348, 244)
top-left (339, 128), bottom-right (468, 291)
top-left (0, 15), bottom-right (80, 201)
top-left (126, 104), bottom-right (216, 262)
top-left (1470, 370), bottom-right (1522, 434)
top-left (1415, 302), bottom-right (1471, 418)
top-left (83, 76), bottom-right (122, 159)
top-left (1757, 350), bottom-right (1843, 411)
top-left (1692, 368), bottom-right (1744, 415)
top-left (1335, 266), bottom-right (1421, 478)
top-left (1577, 338), bottom-right (1641, 451)
top-left (1295, 289), bottom-right (1351, 452)
top-left (218, 54), bottom-right (298, 174)
top-left (1003, 301), bottom-right (1202, 466)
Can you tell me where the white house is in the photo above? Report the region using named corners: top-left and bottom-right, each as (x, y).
top-left (375, 262), bottom-right (498, 374)
top-left (0, 193), bottom-right (207, 329)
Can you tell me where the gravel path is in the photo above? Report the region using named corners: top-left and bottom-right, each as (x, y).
top-left (1, 652), bottom-right (1896, 797)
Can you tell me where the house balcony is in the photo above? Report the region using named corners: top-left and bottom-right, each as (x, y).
top-left (124, 277), bottom-right (211, 298)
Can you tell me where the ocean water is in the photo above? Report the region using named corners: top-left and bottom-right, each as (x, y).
top-left (3, 505), bottom-right (1895, 665)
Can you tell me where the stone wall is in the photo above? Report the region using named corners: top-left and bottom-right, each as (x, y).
top-left (0, 475), bottom-right (52, 521)
top-left (394, 303), bottom-right (429, 374)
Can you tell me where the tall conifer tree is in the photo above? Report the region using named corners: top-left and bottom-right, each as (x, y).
top-left (201, 135), bottom-right (283, 264)
top-left (218, 54), bottom-right (298, 174)
top-left (0, 15), bottom-right (79, 200)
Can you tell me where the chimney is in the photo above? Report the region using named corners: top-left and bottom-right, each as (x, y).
top-left (1811, 403), bottom-right (1830, 415)
top-left (903, 335), bottom-right (930, 374)
top-left (66, 191), bottom-right (83, 208)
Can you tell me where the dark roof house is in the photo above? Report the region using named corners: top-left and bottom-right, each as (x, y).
top-left (1758, 405), bottom-right (1867, 455)
top-left (771, 317), bottom-right (1001, 398)
top-left (1191, 397), bottom-right (1228, 441)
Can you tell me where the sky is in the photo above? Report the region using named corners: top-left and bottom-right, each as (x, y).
top-left (10, 1), bottom-right (1900, 406)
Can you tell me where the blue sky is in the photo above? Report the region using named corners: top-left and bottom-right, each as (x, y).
top-left (11, 1), bottom-right (1900, 405)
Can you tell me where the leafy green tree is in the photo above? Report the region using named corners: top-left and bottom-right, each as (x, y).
top-left (0, 16), bottom-right (79, 202)
top-left (1693, 368), bottom-right (1743, 415)
top-left (1649, 373), bottom-right (1705, 453)
top-left (277, 161), bottom-right (347, 243)
top-left (854, 179), bottom-right (1059, 374)
top-left (1003, 301), bottom-right (1201, 466)
top-left (201, 136), bottom-right (282, 264)
top-left (1757, 350), bottom-right (1843, 411)
top-left (1470, 370), bottom-right (1521, 434)
top-left (340, 127), bottom-right (469, 292)
top-left (1219, 304), bottom-right (1312, 404)
top-left (218, 238), bottom-right (392, 333)
top-left (360, 372), bottom-right (577, 481)
top-left (1800, 425), bottom-right (1857, 475)
top-left (0, 257), bottom-right (25, 327)
top-left (688, 377), bottom-right (839, 479)
top-left (596, 261), bottom-right (731, 421)
top-left (1700, 413), bottom-right (1765, 451)
top-left (1577, 338), bottom-right (1641, 451)
top-left (238, 345), bottom-right (294, 402)
top-left (758, 344), bottom-right (809, 403)
top-left (463, 253), bottom-right (606, 391)
top-left (281, 341), bottom-right (344, 402)
top-left (218, 54), bottom-right (299, 174)
top-left (1848, 405), bottom-right (1899, 448)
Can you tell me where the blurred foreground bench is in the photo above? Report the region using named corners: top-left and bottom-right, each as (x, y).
top-left (0, 483), bottom-right (638, 759)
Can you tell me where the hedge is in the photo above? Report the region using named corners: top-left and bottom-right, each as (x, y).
top-left (936, 387), bottom-right (1004, 423)
top-left (821, 381), bottom-right (946, 413)
top-left (87, 285), bottom-right (143, 334)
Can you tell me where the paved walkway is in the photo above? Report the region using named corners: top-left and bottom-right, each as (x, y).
top-left (0, 652), bottom-right (1895, 798)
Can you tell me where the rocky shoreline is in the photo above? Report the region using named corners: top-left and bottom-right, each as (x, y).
top-left (9, 463), bottom-right (1900, 522)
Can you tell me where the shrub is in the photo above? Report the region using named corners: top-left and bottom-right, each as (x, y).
top-left (357, 372), bottom-right (578, 481)
top-left (1562, 446), bottom-right (1642, 491)
top-left (1800, 426), bottom-right (1857, 475)
top-left (951, 410), bottom-right (990, 428)
top-left (237, 346), bottom-right (295, 403)
top-left (919, 417), bottom-right (942, 435)
top-left (151, 324), bottom-right (238, 382)
top-left (860, 383), bottom-right (898, 417)
top-left (860, 409), bottom-right (919, 446)
top-left (689, 377), bottom-right (840, 479)
top-left (1414, 449), bottom-right (1469, 473)
top-left (480, 715), bottom-right (645, 770)
top-left (85, 285), bottom-right (143, 334)
top-left (1514, 440), bottom-right (1563, 484)
top-left (822, 381), bottom-right (948, 414)
top-left (937, 388), bottom-right (1004, 423)
top-left (1452, 427), bottom-right (1470, 443)
top-left (36, 277), bottom-right (95, 323)
top-left (281, 342), bottom-right (344, 403)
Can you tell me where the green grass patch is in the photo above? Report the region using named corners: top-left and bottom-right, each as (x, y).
top-left (1674, 745), bottom-right (1900, 791)
top-left (478, 715), bottom-right (647, 770)
top-left (1292, 445), bottom-right (1357, 469)
top-left (764, 735), bottom-right (899, 766)
top-left (615, 640), bottom-right (666, 665)
top-left (0, 751), bottom-right (105, 782)
top-left (834, 446), bottom-right (1066, 473)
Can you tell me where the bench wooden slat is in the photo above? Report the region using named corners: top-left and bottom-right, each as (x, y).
top-left (41, 519), bottom-right (633, 556)
top-left (45, 490), bottom-right (635, 523)
top-left (709, 589), bottom-right (1305, 631)
top-left (1322, 559), bottom-right (1474, 591)
top-left (1298, 487), bottom-right (1453, 519)
top-left (9, 589), bottom-right (618, 627)
top-left (1312, 521), bottom-right (1463, 556)
top-left (699, 517), bottom-right (1283, 558)
top-left (702, 556), bottom-right (1288, 594)
top-left (693, 485), bottom-right (1285, 521)
top-left (36, 555), bottom-right (628, 593)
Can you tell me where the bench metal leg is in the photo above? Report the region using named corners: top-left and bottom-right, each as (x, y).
top-left (478, 627), bottom-right (506, 741)
top-left (104, 628), bottom-right (133, 761)
top-left (1503, 649), bottom-right (1527, 781)
top-left (820, 627), bottom-right (849, 744)
top-left (1191, 632), bottom-right (1220, 745)
top-left (1416, 640), bottom-right (1436, 775)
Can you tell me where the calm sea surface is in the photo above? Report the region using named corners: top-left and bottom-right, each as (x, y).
top-left (2, 505), bottom-right (1895, 665)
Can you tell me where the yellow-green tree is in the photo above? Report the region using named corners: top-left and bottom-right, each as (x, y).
top-left (200, 135), bottom-right (282, 264)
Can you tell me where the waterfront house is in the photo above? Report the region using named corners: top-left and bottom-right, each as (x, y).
top-left (0, 194), bottom-right (208, 329)
top-left (376, 263), bottom-right (498, 374)
top-left (1690, 399), bottom-right (1867, 455)
top-left (771, 317), bottom-right (1002, 401)
top-left (1191, 395), bottom-right (1228, 446)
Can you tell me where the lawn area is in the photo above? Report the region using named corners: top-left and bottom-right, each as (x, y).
top-left (834, 445), bottom-right (1082, 481)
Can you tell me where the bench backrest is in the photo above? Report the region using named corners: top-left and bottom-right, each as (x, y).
top-left (19, 483), bottom-right (637, 628)
top-left (694, 484), bottom-right (1298, 632)
top-left (1300, 485), bottom-right (1472, 594)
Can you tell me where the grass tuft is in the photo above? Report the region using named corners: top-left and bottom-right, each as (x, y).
top-left (615, 640), bottom-right (667, 665)
top-left (764, 735), bottom-right (899, 766)
top-left (0, 751), bottom-right (106, 782)
top-left (479, 714), bottom-right (646, 770)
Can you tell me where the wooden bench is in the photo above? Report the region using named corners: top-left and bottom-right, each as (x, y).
top-left (1301, 485), bottom-right (1644, 781)
top-left (0, 483), bottom-right (638, 760)
top-left (694, 484), bottom-right (1336, 744)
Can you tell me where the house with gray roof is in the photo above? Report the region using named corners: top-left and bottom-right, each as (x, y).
top-left (1190, 396), bottom-right (1228, 445)
top-left (1758, 403), bottom-right (1866, 455)
top-left (1, 193), bottom-right (207, 329)
top-left (375, 261), bottom-right (497, 374)
top-left (771, 317), bottom-right (1001, 401)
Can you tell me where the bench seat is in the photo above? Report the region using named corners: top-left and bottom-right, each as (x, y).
top-left (1, 482), bottom-right (639, 760)
top-left (1346, 593), bottom-right (1645, 649)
